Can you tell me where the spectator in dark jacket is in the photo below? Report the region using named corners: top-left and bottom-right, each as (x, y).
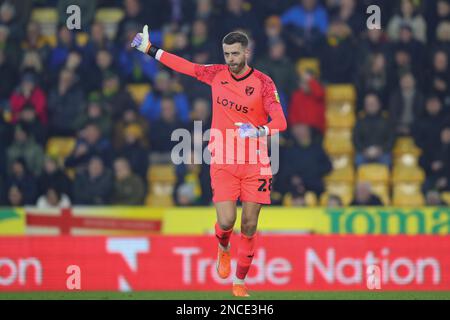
top-left (288, 69), bottom-right (325, 134)
top-left (73, 156), bottom-right (113, 205)
top-left (85, 49), bottom-right (121, 93)
top-left (149, 96), bottom-right (187, 153)
top-left (65, 122), bottom-right (113, 169)
top-left (7, 125), bottom-right (45, 176)
top-left (112, 157), bottom-right (145, 205)
top-left (388, 72), bottom-right (425, 136)
top-left (16, 104), bottom-right (47, 146)
top-left (350, 181), bottom-right (383, 206)
top-left (390, 24), bottom-right (426, 81)
top-left (277, 124), bottom-right (332, 196)
top-left (0, 48), bottom-right (17, 103)
top-left (356, 28), bottom-right (390, 68)
top-left (83, 21), bottom-right (116, 67)
top-left (320, 20), bottom-right (357, 84)
top-left (101, 71), bottom-right (138, 121)
top-left (48, 25), bottom-right (79, 71)
top-left (74, 93), bottom-right (112, 137)
top-left (426, 50), bottom-right (450, 108)
top-left (356, 52), bottom-right (393, 107)
top-left (216, 0), bottom-right (261, 43)
top-left (412, 96), bottom-right (450, 155)
top-left (6, 158), bottom-right (38, 205)
top-left (47, 68), bottom-right (85, 136)
top-left (420, 126), bottom-right (450, 193)
top-left (353, 93), bottom-right (394, 167)
top-left (115, 123), bottom-right (149, 181)
top-left (255, 38), bottom-right (297, 99)
top-left (0, 112), bottom-right (13, 179)
top-left (38, 156), bottom-right (72, 200)
top-left (6, 184), bottom-right (25, 206)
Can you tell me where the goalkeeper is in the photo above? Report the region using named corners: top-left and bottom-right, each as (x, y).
top-left (132, 25), bottom-right (287, 297)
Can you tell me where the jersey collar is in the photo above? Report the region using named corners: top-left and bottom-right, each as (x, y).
top-left (229, 66), bottom-right (254, 82)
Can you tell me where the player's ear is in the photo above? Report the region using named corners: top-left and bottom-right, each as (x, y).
top-left (244, 47), bottom-right (250, 59)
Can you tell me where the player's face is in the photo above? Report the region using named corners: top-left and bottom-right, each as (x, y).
top-left (223, 43), bottom-right (248, 74)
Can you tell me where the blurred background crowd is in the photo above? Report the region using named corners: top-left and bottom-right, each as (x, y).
top-left (0, 0), bottom-right (449, 208)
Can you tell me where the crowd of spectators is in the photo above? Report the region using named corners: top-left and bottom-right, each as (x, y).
top-left (0, 0), bottom-right (449, 207)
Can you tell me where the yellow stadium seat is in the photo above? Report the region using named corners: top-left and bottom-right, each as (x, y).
top-left (370, 182), bottom-right (390, 205)
top-left (324, 182), bottom-right (354, 205)
top-left (393, 136), bottom-right (422, 157)
top-left (323, 128), bottom-right (354, 155)
top-left (31, 8), bottom-right (58, 36)
top-left (392, 165), bottom-right (425, 184)
top-left (296, 58), bottom-right (320, 78)
top-left (46, 137), bottom-right (76, 161)
top-left (394, 152), bottom-right (419, 168)
top-left (31, 8), bottom-right (58, 24)
top-left (127, 84), bottom-right (151, 105)
top-left (357, 163), bottom-right (389, 185)
top-left (326, 84), bottom-right (356, 103)
top-left (76, 32), bottom-right (89, 47)
top-left (282, 191), bottom-right (318, 207)
top-left (326, 107), bottom-right (355, 129)
top-left (393, 183), bottom-right (425, 206)
top-left (325, 166), bottom-right (355, 184)
top-left (95, 8), bottom-right (125, 40)
top-left (441, 192), bottom-right (450, 205)
top-left (329, 153), bottom-right (353, 170)
top-left (147, 164), bottom-right (176, 183)
top-left (95, 8), bottom-right (125, 24)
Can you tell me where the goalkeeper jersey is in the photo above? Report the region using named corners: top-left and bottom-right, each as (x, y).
top-left (157, 51), bottom-right (287, 164)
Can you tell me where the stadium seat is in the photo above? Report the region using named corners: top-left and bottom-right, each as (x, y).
top-left (357, 163), bottom-right (390, 185)
top-left (393, 136), bottom-right (422, 157)
top-left (147, 164), bottom-right (176, 183)
top-left (325, 106), bottom-right (355, 129)
top-left (127, 84), bottom-right (151, 105)
top-left (95, 8), bottom-right (125, 39)
top-left (31, 8), bottom-right (58, 24)
top-left (322, 182), bottom-right (354, 206)
top-left (329, 153), bottom-right (353, 170)
top-left (95, 8), bottom-right (125, 23)
top-left (441, 192), bottom-right (450, 205)
top-left (296, 58), bottom-right (320, 78)
top-left (46, 137), bottom-right (76, 162)
top-left (31, 8), bottom-right (58, 36)
top-left (325, 84), bottom-right (356, 103)
top-left (323, 128), bottom-right (354, 155)
top-left (369, 182), bottom-right (390, 206)
top-left (392, 165), bottom-right (425, 184)
top-left (393, 152), bottom-right (419, 168)
top-left (393, 183), bottom-right (425, 206)
top-left (325, 166), bottom-right (355, 184)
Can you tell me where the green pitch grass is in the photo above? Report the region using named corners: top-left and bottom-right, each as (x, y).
top-left (1, 291), bottom-right (450, 300)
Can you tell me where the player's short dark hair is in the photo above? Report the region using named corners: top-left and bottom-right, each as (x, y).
top-left (222, 31), bottom-right (249, 48)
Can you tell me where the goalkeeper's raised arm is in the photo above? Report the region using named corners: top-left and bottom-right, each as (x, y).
top-left (131, 24), bottom-right (200, 78)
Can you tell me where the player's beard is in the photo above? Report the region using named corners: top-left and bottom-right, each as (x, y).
top-left (228, 59), bottom-right (246, 75)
